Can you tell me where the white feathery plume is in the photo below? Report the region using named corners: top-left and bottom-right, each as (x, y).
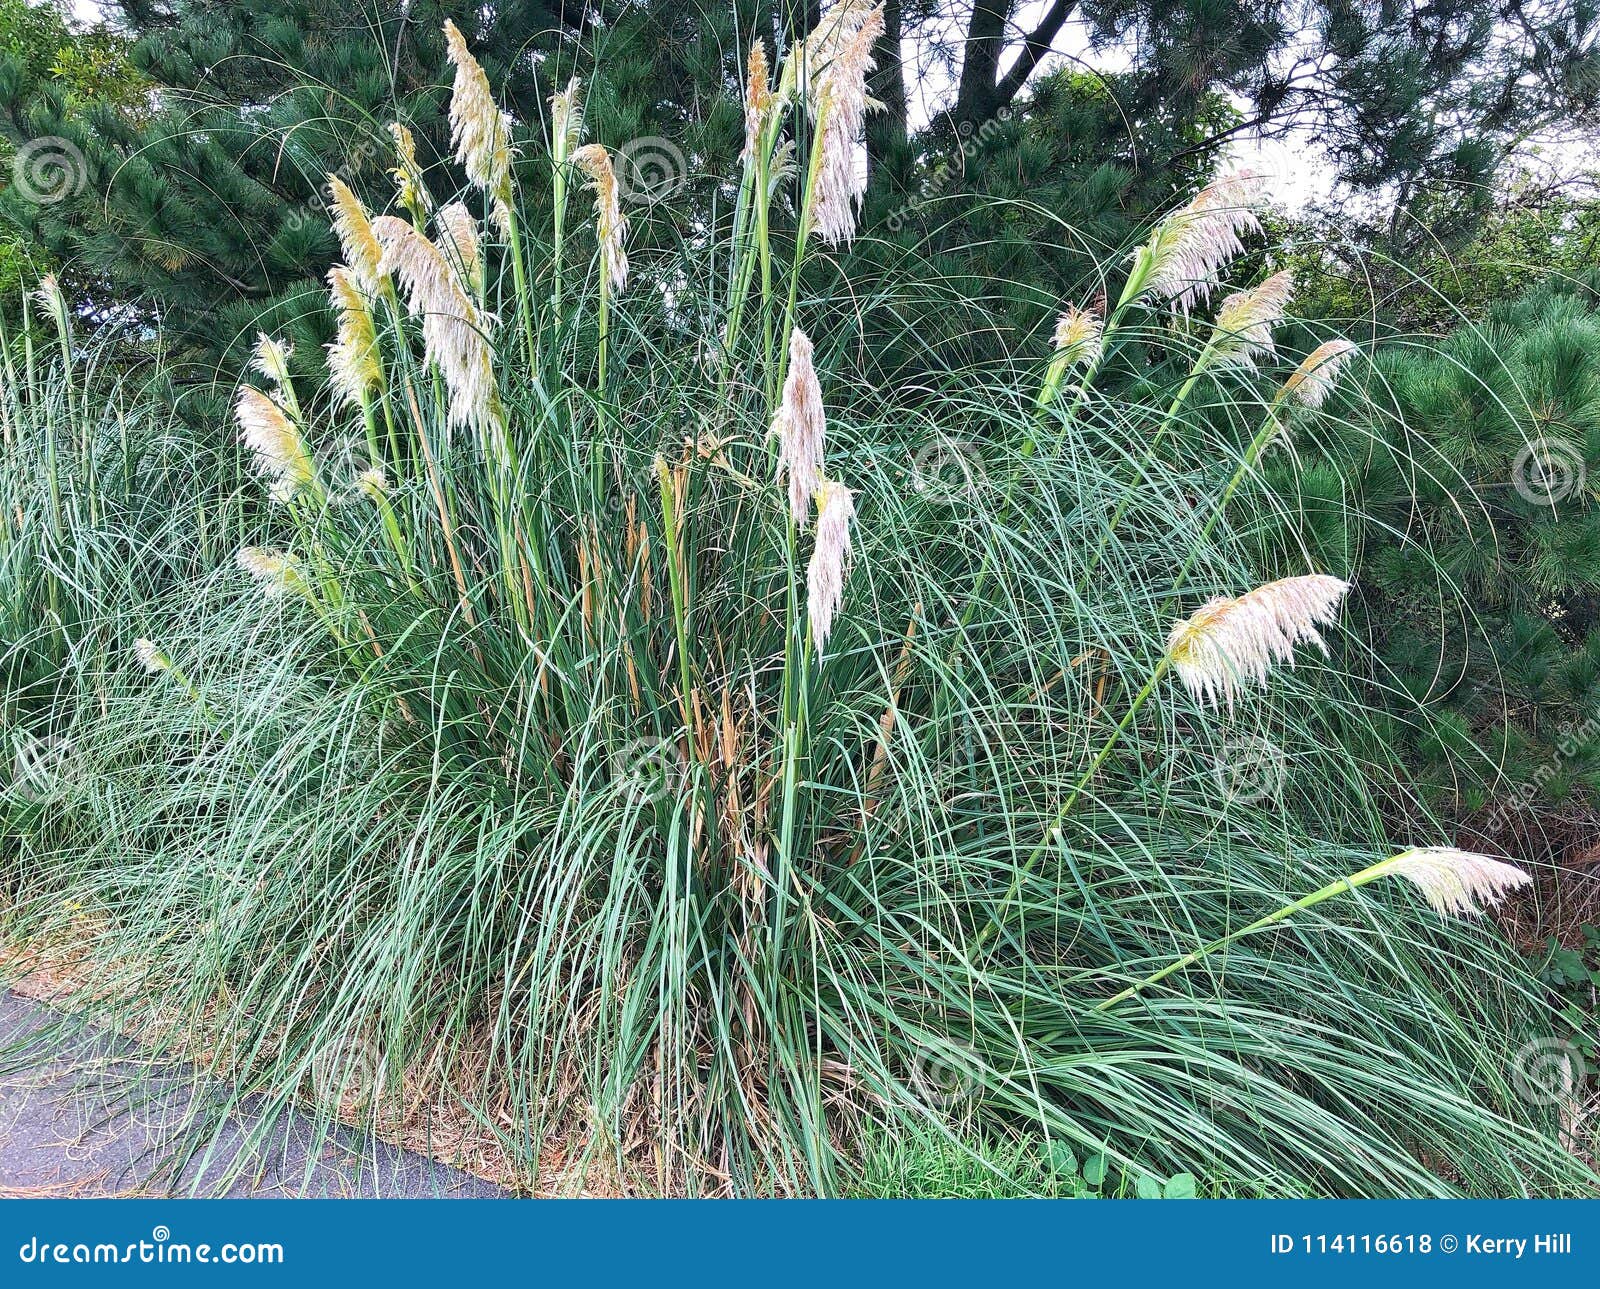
top-left (236, 546), bottom-right (306, 599)
top-left (133, 638), bottom-right (169, 674)
top-left (743, 43), bottom-right (776, 164)
top-left (771, 327), bottom-right (826, 524)
top-left (435, 201), bottom-right (484, 298)
top-left (325, 266), bottom-right (381, 409)
top-left (327, 176), bottom-right (386, 295)
top-left (570, 144), bottom-right (628, 294)
top-left (1166, 573), bottom-right (1350, 709)
top-left (807, 480), bottom-right (856, 653)
top-left (251, 332), bottom-right (293, 387)
top-left (1283, 337), bottom-right (1358, 408)
top-left (34, 273), bottom-right (67, 328)
top-left (1377, 847), bottom-right (1532, 918)
top-left (797, 0), bottom-right (877, 78)
top-left (550, 78), bottom-right (583, 158)
top-left (388, 122), bottom-right (434, 216)
top-left (768, 137), bottom-right (798, 198)
top-left (1053, 304), bottom-right (1104, 368)
top-left (1136, 168), bottom-right (1267, 315)
top-left (1208, 270), bottom-right (1294, 371)
top-left (443, 19), bottom-right (514, 235)
top-left (235, 385), bottom-right (314, 504)
top-left (372, 215), bottom-right (505, 459)
top-left (357, 468), bottom-right (389, 502)
top-left (808, 4), bottom-right (884, 247)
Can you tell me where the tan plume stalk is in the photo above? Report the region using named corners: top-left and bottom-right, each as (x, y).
top-left (1125, 168), bottom-right (1267, 315)
top-left (236, 385), bottom-right (316, 504)
top-left (132, 637), bottom-right (215, 720)
top-left (743, 44), bottom-right (777, 164)
top-left (1282, 337), bottom-right (1358, 408)
top-left (443, 19), bottom-right (513, 235)
top-left (772, 3), bottom-right (883, 399)
top-left (133, 637), bottom-right (169, 674)
top-left (807, 5), bottom-right (884, 247)
top-left (1162, 341), bottom-right (1360, 603)
top-left (1164, 334), bottom-right (1358, 591)
top-left (236, 544), bottom-right (352, 647)
top-left (375, 214), bottom-right (527, 627)
top-left (722, 41), bottom-right (785, 393)
top-left (806, 480), bottom-right (856, 653)
top-left (793, 0), bottom-right (878, 87)
top-left (771, 327), bottom-right (826, 523)
top-left (1165, 574), bottom-right (1350, 710)
top-left (328, 177), bottom-right (386, 295)
top-left (325, 267), bottom-right (381, 409)
top-left (252, 332), bottom-right (293, 388)
top-left (1208, 270), bottom-right (1294, 371)
top-left (549, 77), bottom-right (583, 319)
top-left (569, 144), bottom-right (628, 295)
top-left (236, 546), bottom-right (308, 599)
top-left (252, 331), bottom-right (304, 421)
top-left (326, 263), bottom-right (400, 476)
top-left (550, 77), bottom-right (583, 160)
top-left (388, 122), bottom-right (434, 221)
top-left (570, 143), bottom-right (627, 410)
top-left (372, 215), bottom-right (505, 462)
top-left (1096, 848), bottom-right (1531, 1010)
top-left (977, 572), bottom-right (1354, 952)
top-left (34, 273), bottom-right (67, 336)
top-left (1088, 266), bottom-right (1295, 577)
top-left (1038, 303), bottom-right (1104, 409)
top-left (1380, 848), bottom-right (1532, 916)
top-left (440, 24), bottom-right (535, 365)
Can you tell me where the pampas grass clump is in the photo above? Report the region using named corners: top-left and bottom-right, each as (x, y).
top-left (0, 13), bottom-right (1587, 1202)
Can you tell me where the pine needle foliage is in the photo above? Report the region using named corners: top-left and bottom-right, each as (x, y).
top-left (1260, 273), bottom-right (1600, 860)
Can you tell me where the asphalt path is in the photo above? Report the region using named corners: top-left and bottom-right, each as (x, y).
top-left (0, 991), bottom-right (506, 1198)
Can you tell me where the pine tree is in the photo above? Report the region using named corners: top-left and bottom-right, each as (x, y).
top-left (0, 1), bottom-right (574, 373)
top-left (1264, 273), bottom-right (1600, 861)
top-left (2, 0), bottom-right (1594, 373)
top-left (0, 0), bottom-right (142, 294)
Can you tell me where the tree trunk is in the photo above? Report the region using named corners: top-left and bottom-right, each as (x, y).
top-left (866, 0), bottom-right (907, 174)
top-left (955, 0), bottom-right (1011, 126)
